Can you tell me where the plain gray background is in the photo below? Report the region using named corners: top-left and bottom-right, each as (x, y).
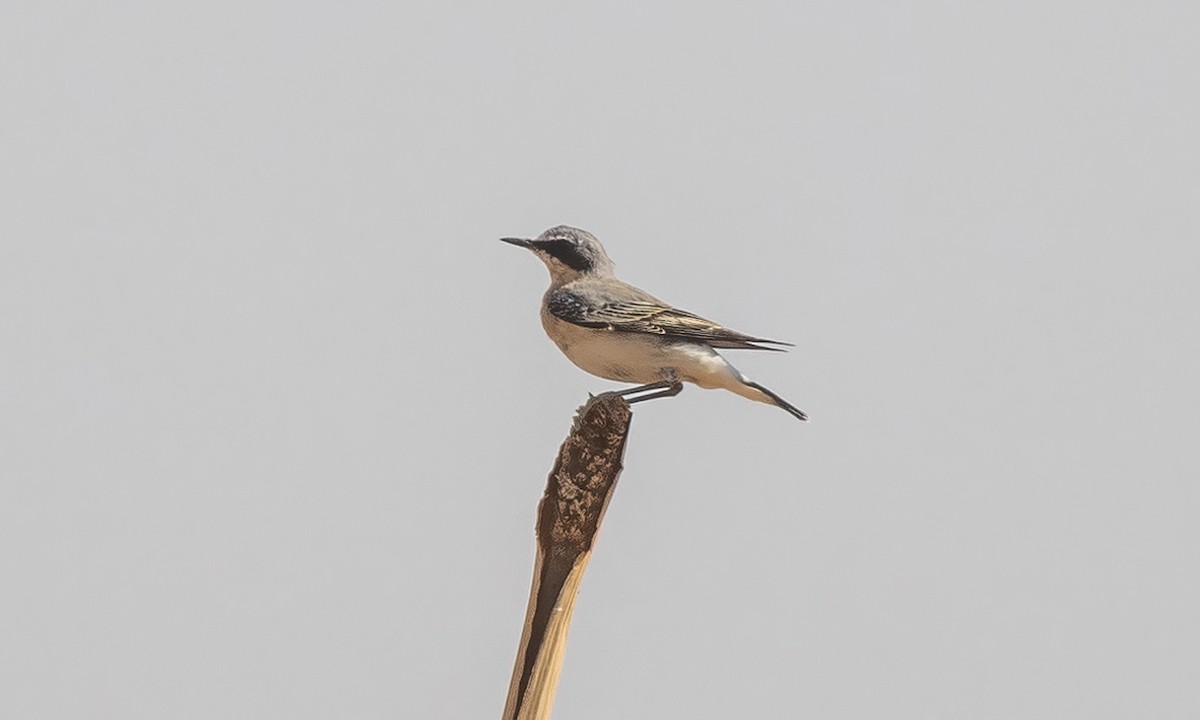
top-left (2, 1), bottom-right (1197, 718)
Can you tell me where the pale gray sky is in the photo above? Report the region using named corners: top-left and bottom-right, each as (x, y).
top-left (2, 2), bottom-right (1198, 718)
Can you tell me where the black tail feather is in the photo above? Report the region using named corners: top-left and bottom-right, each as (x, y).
top-left (746, 381), bottom-right (809, 422)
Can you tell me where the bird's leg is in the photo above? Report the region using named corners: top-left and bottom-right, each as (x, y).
top-left (615, 370), bottom-right (683, 404)
top-left (615, 380), bottom-right (683, 404)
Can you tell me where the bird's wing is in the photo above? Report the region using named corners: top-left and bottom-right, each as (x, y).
top-left (547, 288), bottom-right (792, 351)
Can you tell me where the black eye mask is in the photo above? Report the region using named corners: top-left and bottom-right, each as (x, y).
top-left (540, 239), bottom-right (593, 272)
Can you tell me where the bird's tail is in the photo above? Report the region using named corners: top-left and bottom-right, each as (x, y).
top-left (696, 351), bottom-right (808, 422)
top-left (740, 380), bottom-right (809, 422)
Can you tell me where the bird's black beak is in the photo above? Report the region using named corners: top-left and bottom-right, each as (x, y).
top-left (500, 237), bottom-right (533, 248)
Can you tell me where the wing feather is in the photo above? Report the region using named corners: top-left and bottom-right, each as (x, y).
top-left (547, 290), bottom-right (791, 351)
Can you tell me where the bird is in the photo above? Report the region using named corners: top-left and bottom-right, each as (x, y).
top-left (501, 225), bottom-right (808, 421)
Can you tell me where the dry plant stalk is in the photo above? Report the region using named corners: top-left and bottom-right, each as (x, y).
top-left (502, 393), bottom-right (634, 720)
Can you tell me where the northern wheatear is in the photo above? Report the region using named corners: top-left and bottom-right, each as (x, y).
top-left (502, 225), bottom-right (807, 421)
